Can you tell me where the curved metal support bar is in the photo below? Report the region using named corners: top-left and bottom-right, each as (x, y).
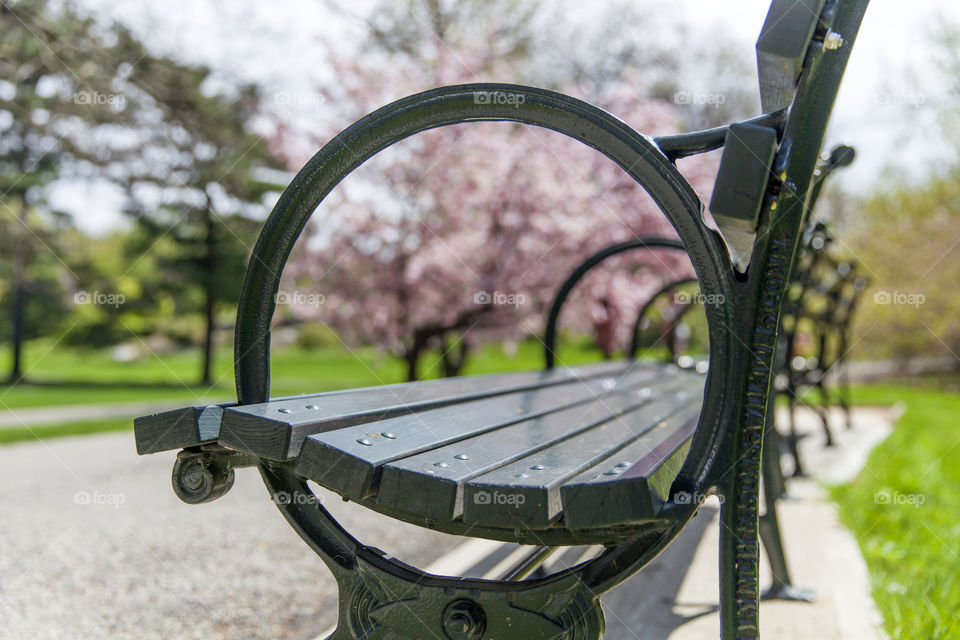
top-left (627, 276), bottom-right (700, 361)
top-left (542, 237), bottom-right (685, 370)
top-left (653, 109), bottom-right (788, 161)
top-left (258, 460), bottom-right (674, 639)
top-left (230, 0), bottom-right (868, 626)
top-left (231, 82), bottom-right (744, 638)
top-left (806, 144), bottom-right (855, 218)
top-left (235, 83), bottom-right (737, 407)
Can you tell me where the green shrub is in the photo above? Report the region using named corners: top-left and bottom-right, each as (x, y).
top-left (296, 322), bottom-right (342, 350)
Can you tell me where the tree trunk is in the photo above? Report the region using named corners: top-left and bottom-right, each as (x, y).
top-left (404, 347), bottom-right (419, 382)
top-left (404, 331), bottom-right (431, 382)
top-left (7, 198), bottom-right (27, 384)
top-left (440, 335), bottom-right (469, 377)
top-left (200, 209), bottom-right (215, 386)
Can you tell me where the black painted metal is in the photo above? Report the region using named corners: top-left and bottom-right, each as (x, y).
top-left (542, 237), bottom-right (686, 369)
top-left (775, 144), bottom-right (860, 475)
top-left (705, 2), bottom-right (868, 634)
top-left (628, 276), bottom-right (701, 362)
top-left (230, 83), bottom-right (742, 635)
top-left (653, 109), bottom-right (787, 161)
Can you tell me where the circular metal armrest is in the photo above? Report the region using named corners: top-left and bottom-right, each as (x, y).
top-left (542, 237), bottom-right (686, 369)
top-left (228, 83), bottom-right (742, 639)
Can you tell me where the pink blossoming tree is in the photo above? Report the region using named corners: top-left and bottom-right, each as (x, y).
top-left (270, 17), bottom-right (717, 380)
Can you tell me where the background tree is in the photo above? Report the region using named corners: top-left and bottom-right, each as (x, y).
top-left (274, 2), bottom-right (713, 380)
top-left (118, 62), bottom-right (282, 384)
top-left (0, 0), bottom-right (148, 381)
top-left (845, 19), bottom-right (960, 366)
top-left (1, 0), bottom-right (283, 385)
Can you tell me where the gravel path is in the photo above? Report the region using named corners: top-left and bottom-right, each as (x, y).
top-left (0, 406), bottom-right (892, 639)
top-left (0, 432), bottom-right (462, 639)
top-left (0, 401), bottom-right (189, 428)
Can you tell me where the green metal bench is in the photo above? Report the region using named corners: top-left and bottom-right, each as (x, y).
top-left (779, 218), bottom-right (869, 475)
top-left (134, 1), bottom-right (868, 637)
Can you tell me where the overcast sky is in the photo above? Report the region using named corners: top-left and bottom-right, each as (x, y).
top-left (54, 0), bottom-right (960, 233)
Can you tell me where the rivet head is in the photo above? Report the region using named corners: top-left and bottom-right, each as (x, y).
top-left (615, 461), bottom-right (631, 468)
top-left (454, 454), bottom-right (469, 460)
top-left (604, 468), bottom-right (624, 476)
top-left (442, 599), bottom-right (485, 640)
top-left (381, 432), bottom-right (397, 439)
top-left (515, 473), bottom-right (529, 479)
top-left (305, 404), bottom-right (320, 410)
top-left (278, 408), bottom-right (292, 414)
top-left (824, 30), bottom-right (844, 50)
top-left (602, 378), bottom-right (616, 390)
top-left (530, 464), bottom-right (546, 470)
top-left (434, 462), bottom-right (450, 468)
top-left (356, 438), bottom-right (373, 446)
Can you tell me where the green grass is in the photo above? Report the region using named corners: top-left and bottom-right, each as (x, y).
top-left (0, 418), bottom-right (132, 445)
top-left (0, 337), bottom-right (611, 447)
top-left (831, 382), bottom-right (960, 640)
top-left (0, 337), bottom-right (609, 410)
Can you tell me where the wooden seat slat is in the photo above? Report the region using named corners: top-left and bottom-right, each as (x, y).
top-left (560, 402), bottom-right (701, 530)
top-left (375, 373), bottom-right (701, 522)
top-left (218, 361), bottom-right (629, 460)
top-left (459, 381), bottom-right (703, 530)
top-left (293, 364), bottom-right (675, 501)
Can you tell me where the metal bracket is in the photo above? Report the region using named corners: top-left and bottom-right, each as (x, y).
top-left (324, 550), bottom-right (605, 640)
top-left (171, 445), bottom-right (258, 504)
top-left (709, 123), bottom-right (780, 270)
top-left (757, 0), bottom-right (829, 113)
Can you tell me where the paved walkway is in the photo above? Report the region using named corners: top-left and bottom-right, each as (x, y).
top-left (0, 406), bottom-right (893, 639)
top-left (0, 400), bottom-right (189, 428)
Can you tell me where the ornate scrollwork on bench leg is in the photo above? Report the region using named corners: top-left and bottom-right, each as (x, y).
top-left (718, 233), bottom-right (795, 638)
top-left (258, 462), bottom-right (611, 640)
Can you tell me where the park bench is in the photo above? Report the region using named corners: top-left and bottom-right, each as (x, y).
top-left (778, 218), bottom-right (869, 475)
top-left (134, 0), bottom-right (868, 637)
